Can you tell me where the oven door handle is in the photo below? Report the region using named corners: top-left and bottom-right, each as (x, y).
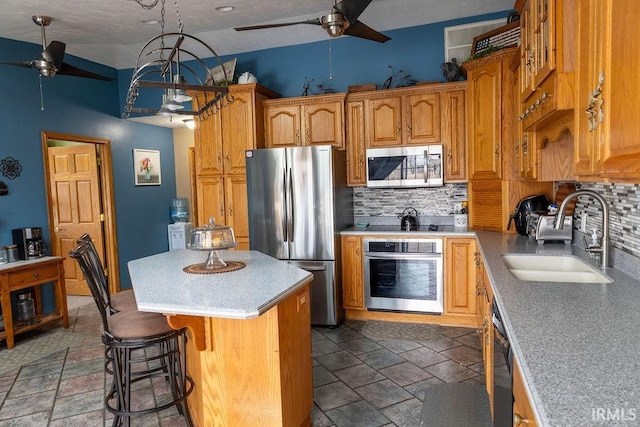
top-left (364, 252), bottom-right (442, 260)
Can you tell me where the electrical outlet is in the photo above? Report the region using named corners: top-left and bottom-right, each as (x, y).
top-left (581, 214), bottom-right (588, 232)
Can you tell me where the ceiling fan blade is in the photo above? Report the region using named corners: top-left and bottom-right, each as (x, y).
top-left (235, 18), bottom-right (322, 31)
top-left (0, 61), bottom-right (35, 69)
top-left (42, 41), bottom-right (66, 70)
top-left (344, 20), bottom-right (390, 43)
top-left (334, 0), bottom-right (372, 24)
top-left (57, 62), bottom-right (114, 81)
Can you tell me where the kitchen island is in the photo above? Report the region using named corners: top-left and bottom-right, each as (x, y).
top-left (128, 249), bottom-right (314, 427)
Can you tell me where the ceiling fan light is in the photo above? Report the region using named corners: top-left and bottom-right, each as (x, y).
top-left (183, 118), bottom-right (196, 129)
top-left (172, 75), bottom-right (192, 103)
top-left (161, 93), bottom-right (185, 111)
top-left (321, 13), bottom-right (349, 38)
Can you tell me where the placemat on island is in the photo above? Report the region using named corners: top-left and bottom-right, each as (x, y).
top-left (183, 261), bottom-right (246, 274)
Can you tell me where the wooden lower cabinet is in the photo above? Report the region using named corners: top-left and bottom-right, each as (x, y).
top-left (444, 238), bottom-right (477, 317)
top-left (341, 236), bottom-right (364, 310)
top-left (513, 358), bottom-right (538, 427)
top-left (341, 235), bottom-right (476, 327)
top-left (169, 284), bottom-right (313, 427)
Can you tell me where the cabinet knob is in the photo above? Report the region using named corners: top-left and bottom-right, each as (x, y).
top-left (513, 413), bottom-right (530, 425)
top-left (33, 272), bottom-right (39, 277)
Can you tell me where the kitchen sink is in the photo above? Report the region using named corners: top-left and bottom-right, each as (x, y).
top-left (501, 254), bottom-right (612, 283)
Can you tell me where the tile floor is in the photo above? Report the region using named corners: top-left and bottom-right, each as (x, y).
top-left (0, 296), bottom-right (485, 426)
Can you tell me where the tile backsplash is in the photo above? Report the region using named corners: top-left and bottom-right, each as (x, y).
top-left (353, 184), bottom-right (468, 223)
top-left (353, 181), bottom-right (640, 262)
top-left (572, 182), bottom-right (640, 259)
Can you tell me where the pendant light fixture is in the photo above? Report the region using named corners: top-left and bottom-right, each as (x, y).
top-left (123, 0), bottom-right (232, 121)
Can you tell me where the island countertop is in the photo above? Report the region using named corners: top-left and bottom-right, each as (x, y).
top-left (127, 249), bottom-right (312, 319)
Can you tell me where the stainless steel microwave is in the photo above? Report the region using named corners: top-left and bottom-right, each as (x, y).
top-left (366, 145), bottom-right (444, 188)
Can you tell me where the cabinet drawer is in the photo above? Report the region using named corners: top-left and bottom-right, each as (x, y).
top-left (8, 263), bottom-right (59, 289)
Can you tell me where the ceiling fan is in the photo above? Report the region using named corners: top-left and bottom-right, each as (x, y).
top-left (0, 16), bottom-right (114, 81)
top-left (234, 0), bottom-right (391, 43)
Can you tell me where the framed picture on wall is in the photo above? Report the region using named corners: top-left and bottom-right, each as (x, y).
top-left (133, 149), bottom-right (161, 186)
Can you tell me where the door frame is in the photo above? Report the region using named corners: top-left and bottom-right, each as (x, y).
top-left (41, 131), bottom-right (120, 294)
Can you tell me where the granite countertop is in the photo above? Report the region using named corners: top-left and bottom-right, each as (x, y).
top-left (476, 232), bottom-right (640, 427)
top-left (127, 249), bottom-right (312, 319)
top-left (341, 224), bottom-right (475, 236)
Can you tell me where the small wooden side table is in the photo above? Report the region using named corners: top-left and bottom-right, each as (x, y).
top-left (0, 257), bottom-right (69, 349)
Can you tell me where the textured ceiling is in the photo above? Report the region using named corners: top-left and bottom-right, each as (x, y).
top-left (1, 0), bottom-right (514, 70)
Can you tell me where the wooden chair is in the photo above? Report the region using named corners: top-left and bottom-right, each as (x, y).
top-left (69, 240), bottom-right (193, 426)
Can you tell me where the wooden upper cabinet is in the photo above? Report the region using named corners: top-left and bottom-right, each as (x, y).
top-left (365, 95), bottom-right (403, 147)
top-left (517, 0), bottom-right (576, 131)
top-left (194, 84), bottom-right (278, 176)
top-left (574, 0), bottom-right (640, 181)
top-left (193, 98), bottom-right (224, 176)
top-left (404, 92), bottom-right (441, 145)
top-left (263, 93), bottom-right (346, 149)
top-left (346, 100), bottom-right (367, 186)
top-left (264, 104), bottom-right (301, 147)
top-left (345, 82), bottom-right (467, 186)
top-left (466, 50), bottom-right (518, 180)
top-left (441, 89), bottom-right (466, 182)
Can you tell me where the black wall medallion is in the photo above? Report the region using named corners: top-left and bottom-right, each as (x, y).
top-left (0, 181), bottom-right (7, 196)
top-left (0, 157), bottom-right (22, 179)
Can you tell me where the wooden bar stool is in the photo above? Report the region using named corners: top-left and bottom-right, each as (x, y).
top-left (70, 240), bottom-right (193, 427)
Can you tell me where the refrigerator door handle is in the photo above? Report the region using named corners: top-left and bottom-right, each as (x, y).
top-left (282, 168), bottom-right (288, 242)
top-left (287, 167), bottom-right (295, 242)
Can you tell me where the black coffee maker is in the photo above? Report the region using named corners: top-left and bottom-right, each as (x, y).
top-left (12, 227), bottom-right (48, 260)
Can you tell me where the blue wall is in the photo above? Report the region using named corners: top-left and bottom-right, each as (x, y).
top-left (1, 10), bottom-right (508, 312)
top-left (0, 38), bottom-right (177, 307)
top-left (218, 12), bottom-right (509, 97)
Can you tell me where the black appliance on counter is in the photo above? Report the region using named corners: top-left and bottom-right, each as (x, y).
top-left (12, 227), bottom-right (47, 260)
top-left (506, 194), bottom-right (550, 236)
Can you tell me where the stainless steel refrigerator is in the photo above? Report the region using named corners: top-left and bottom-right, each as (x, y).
top-left (246, 145), bottom-right (353, 326)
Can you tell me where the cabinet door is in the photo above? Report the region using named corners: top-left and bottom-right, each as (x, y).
top-left (520, 0), bottom-right (535, 102)
top-left (444, 238), bottom-right (477, 316)
top-left (221, 89), bottom-right (258, 174)
top-left (532, 0), bottom-right (555, 87)
top-left (513, 358), bottom-right (539, 427)
top-left (467, 59), bottom-right (503, 180)
top-left (346, 100), bottom-right (367, 186)
top-left (341, 236), bottom-right (364, 309)
top-left (196, 176), bottom-right (225, 227)
top-left (225, 175), bottom-right (250, 250)
top-left (404, 92), bottom-right (441, 145)
top-left (365, 96), bottom-right (403, 147)
top-left (442, 90), bottom-right (466, 182)
top-left (194, 100), bottom-right (224, 176)
top-left (303, 100), bottom-right (345, 149)
top-left (264, 104), bottom-right (302, 147)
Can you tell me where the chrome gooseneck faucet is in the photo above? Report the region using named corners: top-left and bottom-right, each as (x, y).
top-left (555, 189), bottom-right (610, 268)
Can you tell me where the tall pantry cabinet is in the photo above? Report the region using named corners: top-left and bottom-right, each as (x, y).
top-left (193, 84), bottom-right (279, 249)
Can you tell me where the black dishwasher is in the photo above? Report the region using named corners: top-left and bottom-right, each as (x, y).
top-left (492, 297), bottom-right (513, 427)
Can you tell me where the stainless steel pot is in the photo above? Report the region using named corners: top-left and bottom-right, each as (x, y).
top-left (398, 207), bottom-right (418, 230)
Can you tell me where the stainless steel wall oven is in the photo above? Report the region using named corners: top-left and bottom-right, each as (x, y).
top-left (363, 238), bottom-right (443, 313)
